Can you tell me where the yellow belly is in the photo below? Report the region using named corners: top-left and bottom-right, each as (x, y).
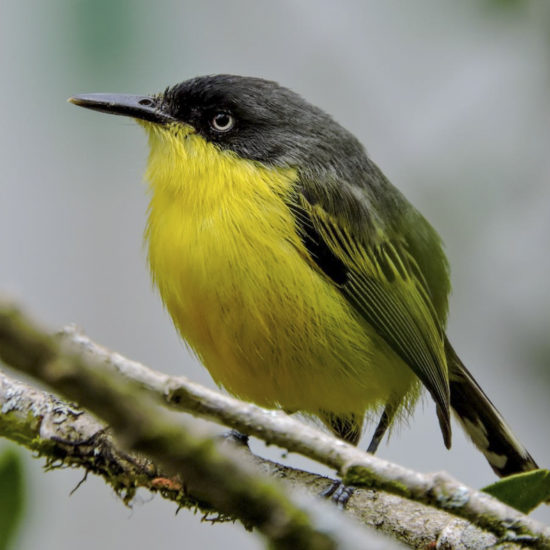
top-left (144, 127), bottom-right (418, 419)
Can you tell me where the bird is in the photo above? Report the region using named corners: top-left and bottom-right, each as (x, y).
top-left (69, 74), bottom-right (538, 482)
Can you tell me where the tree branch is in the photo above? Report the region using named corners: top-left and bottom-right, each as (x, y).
top-left (0, 368), bottom-right (495, 549)
top-left (59, 324), bottom-right (550, 547)
top-left (0, 298), bottom-right (548, 549)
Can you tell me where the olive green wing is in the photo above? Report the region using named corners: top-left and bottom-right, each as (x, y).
top-left (290, 192), bottom-right (452, 446)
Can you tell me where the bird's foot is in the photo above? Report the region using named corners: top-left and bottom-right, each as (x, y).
top-left (321, 480), bottom-right (354, 509)
top-left (219, 429), bottom-right (250, 447)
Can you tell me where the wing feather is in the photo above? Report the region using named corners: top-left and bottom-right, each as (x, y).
top-left (291, 193), bottom-right (452, 445)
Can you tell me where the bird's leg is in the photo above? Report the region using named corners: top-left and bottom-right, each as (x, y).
top-left (321, 404), bottom-right (397, 507)
top-left (320, 412), bottom-right (363, 508)
top-left (366, 402), bottom-right (396, 454)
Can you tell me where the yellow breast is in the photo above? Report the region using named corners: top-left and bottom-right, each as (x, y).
top-left (143, 124), bottom-right (416, 417)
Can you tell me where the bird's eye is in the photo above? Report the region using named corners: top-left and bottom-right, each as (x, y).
top-left (210, 112), bottom-right (234, 132)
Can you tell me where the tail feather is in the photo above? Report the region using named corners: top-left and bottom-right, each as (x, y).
top-left (446, 339), bottom-right (538, 477)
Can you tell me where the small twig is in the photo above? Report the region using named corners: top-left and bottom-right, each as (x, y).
top-left (69, 471), bottom-right (89, 496)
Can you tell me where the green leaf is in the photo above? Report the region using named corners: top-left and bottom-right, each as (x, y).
top-left (0, 449), bottom-right (25, 550)
top-left (482, 469), bottom-right (550, 513)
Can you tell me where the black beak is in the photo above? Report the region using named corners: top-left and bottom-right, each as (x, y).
top-left (68, 93), bottom-right (173, 124)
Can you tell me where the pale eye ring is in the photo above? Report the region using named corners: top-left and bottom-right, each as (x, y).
top-left (210, 112), bottom-right (234, 132)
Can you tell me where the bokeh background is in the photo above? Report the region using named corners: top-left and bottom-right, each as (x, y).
top-left (1, 0), bottom-right (549, 548)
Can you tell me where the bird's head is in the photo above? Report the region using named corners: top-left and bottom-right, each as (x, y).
top-left (69, 74), bottom-right (365, 179)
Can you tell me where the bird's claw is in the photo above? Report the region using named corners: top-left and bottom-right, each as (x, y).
top-left (219, 429), bottom-right (250, 447)
top-left (321, 480), bottom-right (354, 509)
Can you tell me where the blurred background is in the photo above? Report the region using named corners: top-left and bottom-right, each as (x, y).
top-left (1, 0), bottom-right (549, 548)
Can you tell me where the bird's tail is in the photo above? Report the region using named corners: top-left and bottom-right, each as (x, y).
top-left (446, 338), bottom-right (538, 477)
